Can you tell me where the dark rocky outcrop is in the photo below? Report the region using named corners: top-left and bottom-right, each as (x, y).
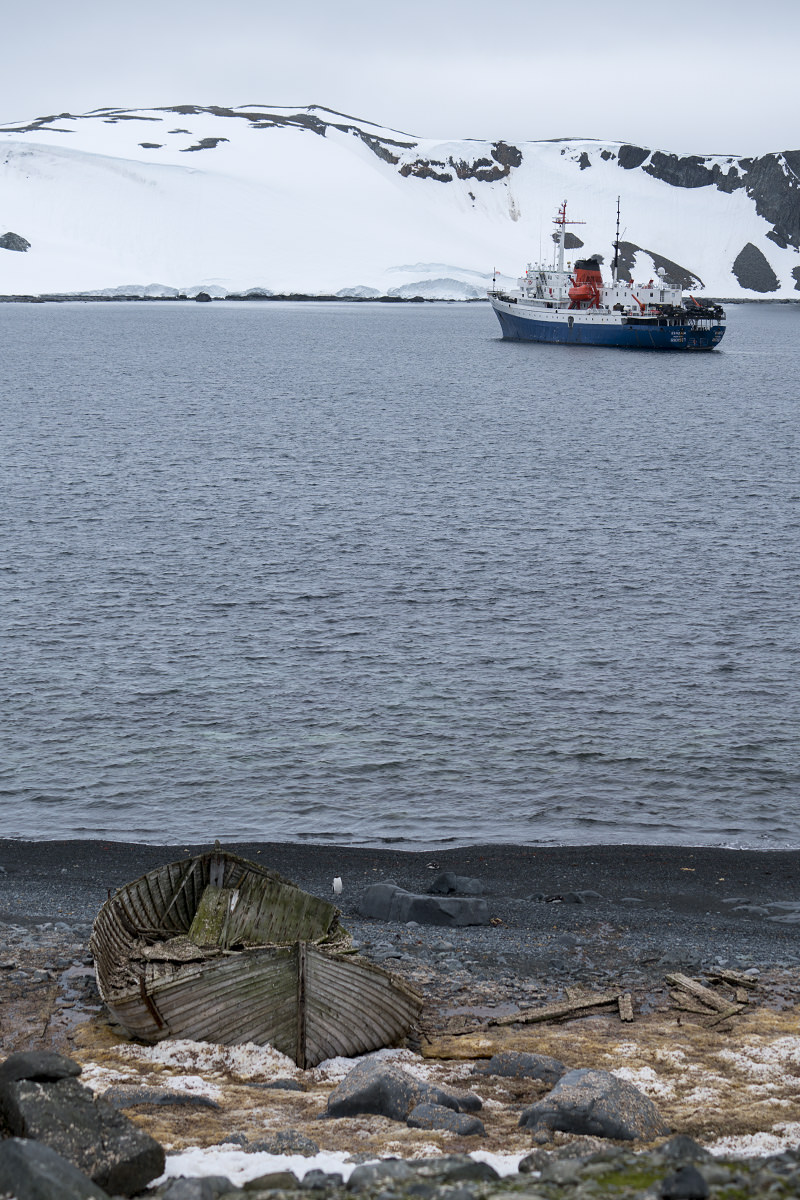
top-left (551, 231), bottom-right (584, 250)
top-left (518, 1067), bottom-right (669, 1142)
top-left (732, 242), bottom-right (780, 292)
top-left (618, 144), bottom-right (650, 170)
top-left (0, 231), bottom-right (31, 252)
top-left (180, 137), bottom-right (229, 152)
top-left (578, 151), bottom-right (591, 170)
top-left (614, 241), bottom-right (703, 290)
top-left (358, 881), bottom-right (489, 925)
top-left (326, 1057), bottom-right (481, 1123)
top-left (0, 1052), bottom-right (165, 1195)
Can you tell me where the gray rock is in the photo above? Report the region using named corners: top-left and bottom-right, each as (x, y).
top-left (0, 1049), bottom-right (83, 1085)
top-left (241, 1169), bottom-right (300, 1189)
top-left (358, 883), bottom-right (489, 926)
top-left (411, 1156), bottom-right (499, 1183)
top-left (160, 1178), bottom-right (231, 1200)
top-left (475, 1051), bottom-right (567, 1084)
top-left (0, 1137), bottom-right (110, 1199)
top-left (101, 1085), bottom-right (220, 1110)
top-left (654, 1135), bottom-right (712, 1164)
top-left (0, 231), bottom-right (30, 252)
top-left (246, 1130), bottom-right (319, 1155)
top-left (519, 1068), bottom-right (669, 1141)
top-left (407, 1103), bottom-right (486, 1136)
top-left (0, 1075), bottom-right (165, 1195)
top-left (327, 1057), bottom-right (476, 1122)
top-left (347, 1160), bottom-right (414, 1190)
top-left (660, 1164), bottom-right (710, 1198)
top-left (428, 872), bottom-right (484, 896)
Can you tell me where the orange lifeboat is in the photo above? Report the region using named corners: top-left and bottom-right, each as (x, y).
top-left (568, 257), bottom-right (603, 309)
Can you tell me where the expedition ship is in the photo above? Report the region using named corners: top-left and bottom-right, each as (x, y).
top-left (489, 201), bottom-right (726, 350)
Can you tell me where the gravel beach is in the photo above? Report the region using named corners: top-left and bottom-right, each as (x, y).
top-left (2, 839), bottom-right (800, 1194)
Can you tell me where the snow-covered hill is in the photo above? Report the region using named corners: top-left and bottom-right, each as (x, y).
top-left (1, 104), bottom-right (798, 298)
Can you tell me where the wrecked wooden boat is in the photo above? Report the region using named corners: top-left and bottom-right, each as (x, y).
top-left (90, 845), bottom-right (422, 1068)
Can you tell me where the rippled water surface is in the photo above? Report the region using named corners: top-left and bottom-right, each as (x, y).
top-left (2, 301), bottom-right (799, 846)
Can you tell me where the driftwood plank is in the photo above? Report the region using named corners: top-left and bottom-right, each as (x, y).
top-left (488, 990), bottom-right (621, 1028)
top-left (665, 973), bottom-right (734, 1013)
top-left (669, 992), bottom-right (716, 1015)
top-left (704, 1004), bottom-right (745, 1028)
top-left (709, 969), bottom-right (759, 990)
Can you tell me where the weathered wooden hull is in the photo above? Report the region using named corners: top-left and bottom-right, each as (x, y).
top-left (91, 849), bottom-right (422, 1068)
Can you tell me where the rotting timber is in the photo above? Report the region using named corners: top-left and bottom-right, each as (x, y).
top-left (90, 844), bottom-right (422, 1068)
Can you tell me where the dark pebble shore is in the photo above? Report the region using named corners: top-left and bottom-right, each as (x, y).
top-left (2, 840), bottom-right (800, 1199)
top-left (1, 840), bottom-right (799, 983)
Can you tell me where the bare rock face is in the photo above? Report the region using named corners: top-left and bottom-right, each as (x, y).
top-left (732, 242), bottom-right (780, 292)
top-left (0, 231), bottom-right (30, 252)
top-left (518, 1067), bottom-right (669, 1142)
top-left (0, 1052), bottom-right (165, 1196)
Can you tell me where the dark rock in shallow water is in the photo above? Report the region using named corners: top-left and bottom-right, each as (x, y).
top-left (475, 1051), bottom-right (567, 1084)
top-left (326, 1057), bottom-right (478, 1122)
top-left (358, 882), bottom-right (489, 926)
top-left (407, 1102), bottom-right (486, 1136)
top-left (0, 1137), bottom-right (110, 1199)
top-left (0, 1071), bottom-right (165, 1194)
top-left (519, 1067), bottom-right (669, 1141)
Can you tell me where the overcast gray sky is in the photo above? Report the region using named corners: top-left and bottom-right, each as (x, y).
top-left (2, 0), bottom-right (796, 155)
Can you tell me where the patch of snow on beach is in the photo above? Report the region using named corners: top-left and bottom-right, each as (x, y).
top-left (157, 1147), bottom-right (356, 1186)
top-left (156, 1147), bottom-right (524, 1187)
top-left (717, 1036), bottom-right (800, 1082)
top-left (115, 1038), bottom-right (298, 1080)
top-left (708, 1123), bottom-right (800, 1157)
top-left (470, 1150), bottom-right (528, 1176)
top-left (611, 1066), bottom-right (674, 1099)
top-left (78, 1064), bottom-right (137, 1092)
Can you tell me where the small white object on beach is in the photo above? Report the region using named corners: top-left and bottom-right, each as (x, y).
top-left (333, 877), bottom-right (342, 895)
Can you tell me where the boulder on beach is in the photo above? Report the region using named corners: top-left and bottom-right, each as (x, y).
top-left (518, 1067), bottom-right (669, 1141)
top-left (359, 881), bottom-right (490, 926)
top-left (475, 1050), bottom-right (568, 1084)
top-left (326, 1055), bottom-right (482, 1122)
top-left (0, 1051), bottom-right (165, 1195)
top-left (0, 1138), bottom-right (111, 1200)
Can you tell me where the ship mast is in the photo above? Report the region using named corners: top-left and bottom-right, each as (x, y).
top-left (553, 201), bottom-right (585, 299)
top-left (612, 196), bottom-right (621, 284)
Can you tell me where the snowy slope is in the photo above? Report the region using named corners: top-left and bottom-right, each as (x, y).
top-left (0, 104), bottom-right (798, 297)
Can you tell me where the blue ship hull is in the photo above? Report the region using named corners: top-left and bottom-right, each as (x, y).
top-left (493, 305), bottom-right (725, 350)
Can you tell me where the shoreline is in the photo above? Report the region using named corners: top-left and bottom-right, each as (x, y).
top-left (2, 839), bottom-right (800, 1178)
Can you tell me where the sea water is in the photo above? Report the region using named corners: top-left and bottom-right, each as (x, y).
top-left (2, 300), bottom-right (799, 847)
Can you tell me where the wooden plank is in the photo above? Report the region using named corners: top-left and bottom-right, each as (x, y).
top-left (704, 1004), bottom-right (744, 1028)
top-left (709, 969), bottom-right (759, 990)
top-left (487, 990), bottom-right (621, 1028)
top-left (670, 992), bottom-right (716, 1014)
top-left (618, 993), bottom-right (634, 1022)
top-left (664, 973), bottom-right (733, 1013)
